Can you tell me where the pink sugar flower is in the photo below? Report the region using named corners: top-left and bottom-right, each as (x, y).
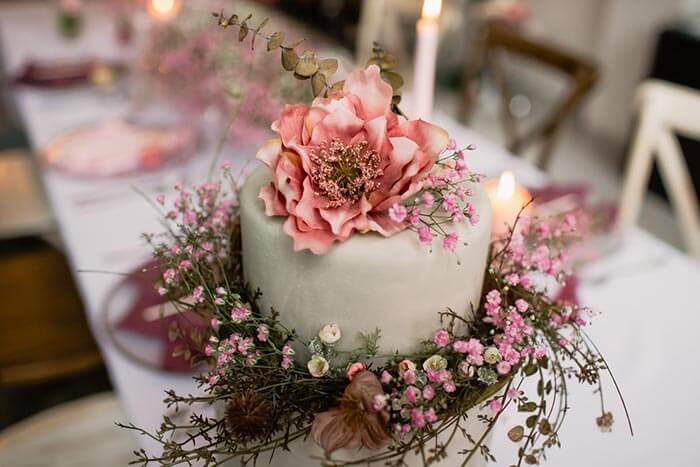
top-left (447, 138), bottom-right (457, 150)
top-left (418, 226), bottom-right (433, 245)
top-left (220, 160), bottom-right (232, 170)
top-left (422, 191), bottom-right (435, 208)
top-left (408, 207), bottom-right (421, 226)
top-left (452, 340), bottom-right (469, 353)
top-left (388, 203), bottom-right (408, 223)
top-left (156, 194), bottom-right (165, 205)
top-left (469, 213), bottom-right (480, 226)
top-left (210, 318), bottom-right (221, 331)
top-left (443, 379), bottom-right (457, 393)
top-left (467, 354), bottom-right (484, 366)
top-left (534, 347), bottom-right (546, 359)
top-left (157, 287), bottom-right (167, 296)
top-left (398, 359), bottom-right (416, 376)
top-left (422, 385), bottom-right (435, 401)
top-left (347, 362), bottom-right (367, 380)
top-left (208, 374), bottom-right (219, 385)
top-left (442, 232), bottom-right (459, 251)
top-left (488, 399), bottom-right (503, 413)
top-left (433, 329), bottom-right (450, 348)
top-left (257, 65), bottom-right (448, 255)
top-left (178, 260), bottom-right (192, 271)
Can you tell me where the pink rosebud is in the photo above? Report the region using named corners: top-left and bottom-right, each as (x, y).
top-left (220, 160), bottom-right (232, 170)
top-left (422, 191), bottom-right (435, 208)
top-left (422, 385), bottom-right (435, 401)
top-left (388, 203), bottom-right (408, 223)
top-left (403, 370), bottom-right (417, 385)
top-left (443, 379), bottom-right (457, 393)
top-left (210, 318), bottom-right (221, 331)
top-left (157, 287), bottom-right (167, 296)
top-left (533, 347), bottom-right (546, 359)
top-left (155, 194), bottom-right (165, 205)
top-left (208, 374), bottom-right (219, 385)
top-left (488, 399), bottom-right (503, 413)
top-left (347, 362), bottom-right (366, 380)
top-left (433, 329), bottom-right (450, 347)
top-left (447, 138), bottom-right (457, 150)
top-left (405, 386), bottom-right (419, 404)
top-left (381, 370), bottom-right (393, 384)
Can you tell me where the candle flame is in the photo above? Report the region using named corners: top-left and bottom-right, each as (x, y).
top-left (496, 171), bottom-right (516, 200)
top-left (151, 0), bottom-right (175, 14)
top-left (422, 0), bottom-right (443, 20)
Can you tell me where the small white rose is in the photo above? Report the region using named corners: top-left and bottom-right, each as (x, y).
top-left (307, 354), bottom-right (330, 378)
top-left (318, 323), bottom-right (342, 345)
top-left (422, 354), bottom-right (448, 372)
top-left (483, 347), bottom-right (502, 365)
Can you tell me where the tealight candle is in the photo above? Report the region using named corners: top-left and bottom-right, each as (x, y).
top-left (413, 0), bottom-right (441, 120)
top-left (485, 171), bottom-right (532, 237)
top-left (147, 0), bottom-right (181, 23)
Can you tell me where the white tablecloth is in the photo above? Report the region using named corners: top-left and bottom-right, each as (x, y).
top-left (2, 3), bottom-right (699, 466)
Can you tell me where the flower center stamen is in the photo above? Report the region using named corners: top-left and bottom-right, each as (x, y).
top-left (310, 138), bottom-right (383, 208)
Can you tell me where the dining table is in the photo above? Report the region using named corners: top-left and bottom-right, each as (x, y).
top-left (1, 2), bottom-right (699, 466)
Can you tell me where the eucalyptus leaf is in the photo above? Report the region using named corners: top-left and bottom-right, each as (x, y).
top-left (281, 47), bottom-right (299, 71)
top-left (318, 58), bottom-right (338, 77)
top-left (329, 80), bottom-right (345, 94)
top-left (311, 72), bottom-right (326, 97)
top-left (267, 31), bottom-right (284, 51)
top-left (238, 22), bottom-right (248, 42)
top-left (508, 425), bottom-right (525, 442)
top-left (519, 401), bottom-right (538, 412)
top-left (295, 51), bottom-right (319, 77)
top-left (526, 415), bottom-right (538, 428)
top-left (380, 70), bottom-right (404, 91)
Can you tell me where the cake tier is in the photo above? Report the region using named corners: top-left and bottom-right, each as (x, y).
top-left (240, 167), bottom-right (492, 355)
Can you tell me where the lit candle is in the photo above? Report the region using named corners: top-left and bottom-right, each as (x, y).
top-left (413, 0), bottom-right (442, 120)
top-left (485, 171), bottom-right (532, 237)
top-left (147, 0), bottom-right (181, 23)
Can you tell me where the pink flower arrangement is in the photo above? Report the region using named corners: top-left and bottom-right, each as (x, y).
top-left (257, 65), bottom-right (449, 254)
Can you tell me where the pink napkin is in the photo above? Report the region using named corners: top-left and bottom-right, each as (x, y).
top-left (114, 261), bottom-right (207, 372)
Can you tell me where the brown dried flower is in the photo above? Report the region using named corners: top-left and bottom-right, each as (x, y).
top-left (311, 371), bottom-right (391, 454)
top-left (596, 411), bottom-right (614, 432)
top-left (224, 391), bottom-right (275, 444)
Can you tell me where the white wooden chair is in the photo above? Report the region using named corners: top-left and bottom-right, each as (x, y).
top-left (0, 150), bottom-right (54, 240)
top-left (618, 80), bottom-right (700, 259)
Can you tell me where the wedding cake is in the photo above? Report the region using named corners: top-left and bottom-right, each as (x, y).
top-left (240, 167), bottom-right (492, 356)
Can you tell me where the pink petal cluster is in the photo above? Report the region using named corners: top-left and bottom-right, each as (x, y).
top-left (257, 65), bottom-right (448, 254)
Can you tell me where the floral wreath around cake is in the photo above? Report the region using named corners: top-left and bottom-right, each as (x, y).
top-left (120, 10), bottom-right (630, 467)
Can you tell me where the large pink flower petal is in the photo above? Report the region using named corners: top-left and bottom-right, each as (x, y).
top-left (274, 154), bottom-right (304, 212)
top-left (255, 138), bottom-right (281, 168)
top-left (271, 104), bottom-right (309, 147)
top-left (391, 119), bottom-right (449, 158)
top-left (342, 65), bottom-right (393, 120)
top-left (283, 216), bottom-right (337, 255)
top-left (293, 178), bottom-right (329, 231)
top-left (258, 183), bottom-right (287, 216)
top-left (319, 203), bottom-right (361, 236)
top-left (367, 211), bottom-right (406, 237)
top-left (380, 136), bottom-right (419, 193)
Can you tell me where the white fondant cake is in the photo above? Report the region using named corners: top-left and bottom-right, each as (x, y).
top-left (240, 167), bottom-right (493, 356)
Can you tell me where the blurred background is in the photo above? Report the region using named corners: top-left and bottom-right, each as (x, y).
top-left (0, 0), bottom-right (698, 465)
